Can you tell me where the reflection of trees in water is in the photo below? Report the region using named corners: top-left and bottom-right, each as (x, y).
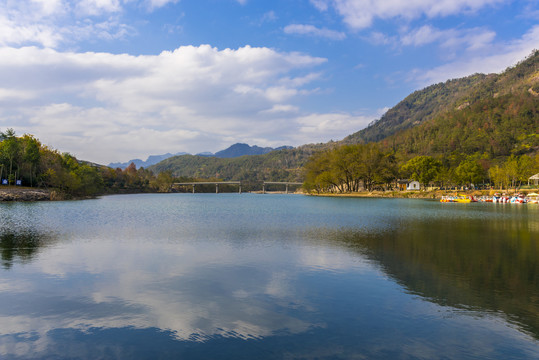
top-left (0, 231), bottom-right (55, 269)
top-left (311, 216), bottom-right (539, 339)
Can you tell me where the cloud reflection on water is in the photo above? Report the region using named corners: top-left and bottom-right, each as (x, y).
top-left (0, 236), bottom-right (367, 357)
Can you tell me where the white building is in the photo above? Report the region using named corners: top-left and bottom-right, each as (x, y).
top-left (407, 181), bottom-right (420, 190)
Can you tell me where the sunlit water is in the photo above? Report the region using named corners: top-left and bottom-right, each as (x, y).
top-left (0, 194), bottom-right (538, 359)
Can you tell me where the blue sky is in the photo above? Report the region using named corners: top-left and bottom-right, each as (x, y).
top-left (0, 0), bottom-right (538, 163)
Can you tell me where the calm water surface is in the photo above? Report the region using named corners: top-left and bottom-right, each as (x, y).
top-left (0, 194), bottom-right (538, 359)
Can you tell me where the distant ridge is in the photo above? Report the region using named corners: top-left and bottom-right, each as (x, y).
top-left (109, 143), bottom-right (293, 169)
top-left (109, 152), bottom-right (188, 169)
top-left (214, 143), bottom-right (293, 158)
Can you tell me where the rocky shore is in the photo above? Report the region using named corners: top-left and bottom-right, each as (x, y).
top-left (0, 187), bottom-right (52, 201)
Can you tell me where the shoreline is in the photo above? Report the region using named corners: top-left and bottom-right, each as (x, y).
top-left (0, 187), bottom-right (52, 201)
top-left (307, 189), bottom-right (537, 199)
top-left (2, 187), bottom-right (537, 202)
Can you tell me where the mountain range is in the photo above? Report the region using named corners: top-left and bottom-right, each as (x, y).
top-left (109, 152), bottom-right (188, 169)
top-left (109, 143), bottom-right (293, 169)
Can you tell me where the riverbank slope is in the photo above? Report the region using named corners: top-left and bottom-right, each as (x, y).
top-left (0, 187), bottom-right (52, 201)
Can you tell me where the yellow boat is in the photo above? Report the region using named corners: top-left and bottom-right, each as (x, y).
top-left (455, 196), bottom-right (472, 203)
top-left (441, 194), bottom-right (475, 203)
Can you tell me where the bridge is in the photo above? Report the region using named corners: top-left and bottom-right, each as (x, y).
top-left (171, 181), bottom-right (304, 194)
top-left (172, 181), bottom-right (242, 194)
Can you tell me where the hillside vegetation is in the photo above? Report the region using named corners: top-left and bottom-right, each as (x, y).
top-left (149, 144), bottom-right (327, 187)
top-left (0, 129), bottom-right (178, 198)
top-left (386, 50), bottom-right (539, 157)
top-left (342, 73), bottom-right (488, 144)
top-left (344, 50), bottom-right (539, 146)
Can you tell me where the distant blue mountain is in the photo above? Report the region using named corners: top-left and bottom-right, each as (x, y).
top-left (109, 152), bottom-right (188, 169)
top-left (109, 143), bottom-right (293, 169)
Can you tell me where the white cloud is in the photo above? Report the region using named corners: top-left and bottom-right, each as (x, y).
top-left (259, 105), bottom-right (300, 114)
top-left (30, 0), bottom-right (66, 15)
top-left (400, 25), bottom-right (496, 52)
top-left (76, 0), bottom-right (122, 16)
top-left (147, 0), bottom-right (180, 11)
top-left (366, 31), bottom-right (396, 46)
top-left (311, 0), bottom-right (507, 30)
top-left (0, 45), bottom-right (334, 163)
top-left (413, 25), bottom-right (539, 86)
top-left (0, 15), bottom-right (62, 48)
top-left (261, 10), bottom-right (277, 23)
top-left (0, 0), bottom-right (169, 48)
top-left (284, 24), bottom-right (346, 40)
top-left (365, 25), bottom-right (498, 62)
top-left (310, 0), bottom-right (329, 11)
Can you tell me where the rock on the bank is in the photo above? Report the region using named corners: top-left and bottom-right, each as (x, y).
top-left (0, 188), bottom-right (51, 201)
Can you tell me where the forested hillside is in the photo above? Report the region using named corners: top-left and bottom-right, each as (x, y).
top-left (388, 91), bottom-right (538, 157)
top-left (342, 74), bottom-right (488, 144)
top-left (149, 144), bottom-right (326, 186)
top-left (381, 50), bottom-right (539, 157)
top-left (344, 50), bottom-right (539, 146)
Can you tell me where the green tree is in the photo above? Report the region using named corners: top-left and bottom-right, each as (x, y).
top-left (516, 154), bottom-right (534, 186)
top-left (304, 149), bottom-right (339, 193)
top-left (401, 156), bottom-right (441, 188)
top-left (0, 129), bottom-right (21, 184)
top-left (455, 157), bottom-right (485, 187)
top-left (503, 155), bottom-right (520, 189)
top-left (22, 135), bottom-right (41, 187)
top-left (152, 170), bottom-right (174, 192)
top-left (488, 165), bottom-right (507, 189)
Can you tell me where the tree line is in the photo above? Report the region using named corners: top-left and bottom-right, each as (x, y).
top-left (303, 143), bottom-right (539, 194)
top-left (0, 129), bottom-right (176, 197)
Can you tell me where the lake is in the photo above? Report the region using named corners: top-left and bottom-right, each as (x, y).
top-left (0, 193), bottom-right (538, 359)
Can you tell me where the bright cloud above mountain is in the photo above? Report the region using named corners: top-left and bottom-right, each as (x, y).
top-left (0, 0), bottom-right (536, 163)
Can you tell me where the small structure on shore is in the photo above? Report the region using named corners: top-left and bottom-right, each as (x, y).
top-left (529, 173), bottom-right (539, 186)
top-left (397, 180), bottom-right (408, 191)
top-left (397, 179), bottom-right (421, 191)
top-left (407, 181), bottom-right (420, 190)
